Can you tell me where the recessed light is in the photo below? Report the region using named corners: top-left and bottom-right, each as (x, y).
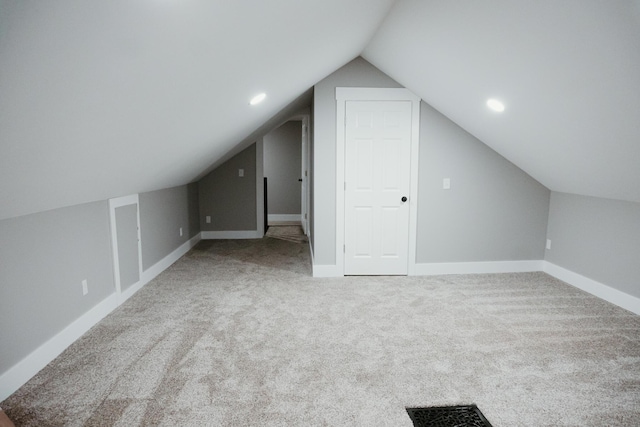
top-left (250, 93), bottom-right (266, 105)
top-left (487, 98), bottom-right (505, 112)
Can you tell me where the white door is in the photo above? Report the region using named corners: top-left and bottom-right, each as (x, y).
top-left (114, 204), bottom-right (141, 291)
top-left (109, 194), bottom-right (143, 301)
top-left (344, 100), bottom-right (412, 275)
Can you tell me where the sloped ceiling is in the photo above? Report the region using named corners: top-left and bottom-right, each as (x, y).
top-left (0, 0), bottom-right (396, 220)
top-left (1, 0), bottom-right (638, 221)
top-left (364, 0), bottom-right (640, 203)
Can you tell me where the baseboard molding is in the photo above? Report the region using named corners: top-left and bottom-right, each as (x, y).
top-left (268, 214), bottom-right (301, 223)
top-left (543, 261), bottom-right (640, 315)
top-left (311, 259), bottom-right (544, 278)
top-left (0, 233), bottom-right (203, 403)
top-left (136, 233), bottom-right (201, 298)
top-left (312, 263), bottom-right (342, 278)
top-left (308, 238), bottom-right (314, 263)
top-left (309, 243), bottom-right (342, 277)
top-left (201, 230), bottom-right (262, 239)
top-left (0, 293), bottom-right (119, 402)
top-left (413, 260), bottom-right (544, 275)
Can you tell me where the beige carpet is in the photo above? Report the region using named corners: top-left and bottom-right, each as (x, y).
top-left (2, 238), bottom-right (640, 426)
top-left (265, 225), bottom-right (308, 244)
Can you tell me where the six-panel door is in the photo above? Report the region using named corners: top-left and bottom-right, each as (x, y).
top-left (344, 100), bottom-right (412, 275)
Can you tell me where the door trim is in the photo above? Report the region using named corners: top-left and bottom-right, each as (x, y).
top-left (301, 115), bottom-right (311, 235)
top-left (256, 137), bottom-right (265, 237)
top-left (336, 87), bottom-right (420, 276)
top-left (108, 194), bottom-right (143, 302)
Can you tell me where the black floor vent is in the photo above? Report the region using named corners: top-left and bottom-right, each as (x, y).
top-left (406, 405), bottom-right (493, 427)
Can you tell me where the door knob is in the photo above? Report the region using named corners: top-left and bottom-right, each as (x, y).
top-left (401, 196), bottom-right (408, 202)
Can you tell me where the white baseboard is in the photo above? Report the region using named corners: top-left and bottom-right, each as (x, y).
top-left (137, 233), bottom-right (201, 295)
top-left (308, 238), bottom-right (314, 262)
top-left (413, 260), bottom-right (544, 275)
top-left (0, 293), bottom-right (119, 402)
top-left (311, 260), bottom-right (544, 278)
top-left (312, 264), bottom-right (342, 277)
top-left (268, 214), bottom-right (301, 223)
top-left (201, 230), bottom-right (262, 239)
top-left (543, 261), bottom-right (640, 315)
top-left (0, 233), bottom-right (203, 403)
top-left (309, 243), bottom-right (342, 277)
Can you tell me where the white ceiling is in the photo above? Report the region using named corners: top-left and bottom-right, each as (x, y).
top-left (1, 0), bottom-right (638, 220)
top-left (364, 0), bottom-right (640, 203)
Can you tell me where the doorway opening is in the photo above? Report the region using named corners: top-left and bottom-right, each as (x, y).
top-left (262, 115), bottom-right (310, 241)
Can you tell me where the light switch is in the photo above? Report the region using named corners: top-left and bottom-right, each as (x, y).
top-left (239, 169), bottom-right (244, 177)
top-left (206, 216), bottom-right (211, 223)
top-left (443, 178), bottom-right (451, 190)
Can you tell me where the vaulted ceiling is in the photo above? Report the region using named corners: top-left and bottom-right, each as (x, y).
top-left (1, 0), bottom-right (638, 220)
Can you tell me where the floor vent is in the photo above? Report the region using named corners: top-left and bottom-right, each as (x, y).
top-left (406, 405), bottom-right (493, 427)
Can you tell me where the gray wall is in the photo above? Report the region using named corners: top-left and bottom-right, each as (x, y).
top-left (139, 183), bottom-right (200, 270)
top-left (0, 183), bottom-right (201, 381)
top-left (0, 201), bottom-right (114, 375)
top-left (264, 121), bottom-right (302, 216)
top-left (417, 102), bottom-right (550, 262)
top-left (313, 57), bottom-right (403, 265)
top-left (312, 56), bottom-right (549, 267)
top-left (199, 143), bottom-right (257, 231)
top-left (546, 192), bottom-right (640, 298)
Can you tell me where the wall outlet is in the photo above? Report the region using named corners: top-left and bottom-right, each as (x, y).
top-left (238, 168), bottom-right (244, 177)
top-left (546, 239), bottom-right (551, 250)
top-left (82, 279), bottom-right (88, 296)
top-left (443, 178), bottom-right (451, 190)
top-left (179, 227), bottom-right (183, 237)
top-left (206, 216), bottom-right (211, 223)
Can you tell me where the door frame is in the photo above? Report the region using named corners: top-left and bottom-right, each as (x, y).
top-left (301, 115), bottom-right (311, 235)
top-left (108, 194), bottom-right (143, 302)
top-left (336, 88), bottom-right (421, 276)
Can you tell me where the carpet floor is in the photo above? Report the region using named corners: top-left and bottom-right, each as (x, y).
top-left (2, 238), bottom-right (639, 426)
top-left (265, 225), bottom-right (308, 244)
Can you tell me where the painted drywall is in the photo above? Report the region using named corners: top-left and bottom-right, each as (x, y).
top-left (196, 90), bottom-right (313, 181)
top-left (199, 144), bottom-right (257, 231)
top-left (417, 102), bottom-right (550, 262)
top-left (139, 183), bottom-right (200, 270)
top-left (264, 121), bottom-right (302, 216)
top-left (0, 201), bottom-right (115, 375)
top-left (312, 57), bottom-right (549, 269)
top-left (363, 0), bottom-right (640, 204)
top-left (0, 1), bottom-right (399, 221)
top-left (312, 57), bottom-right (403, 265)
top-left (0, 184), bottom-right (202, 391)
top-left (546, 192), bottom-right (640, 298)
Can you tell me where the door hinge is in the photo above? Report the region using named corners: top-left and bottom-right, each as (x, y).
top-left (344, 182), bottom-right (346, 191)
top-left (304, 213), bottom-right (307, 219)
top-left (343, 244), bottom-right (345, 253)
